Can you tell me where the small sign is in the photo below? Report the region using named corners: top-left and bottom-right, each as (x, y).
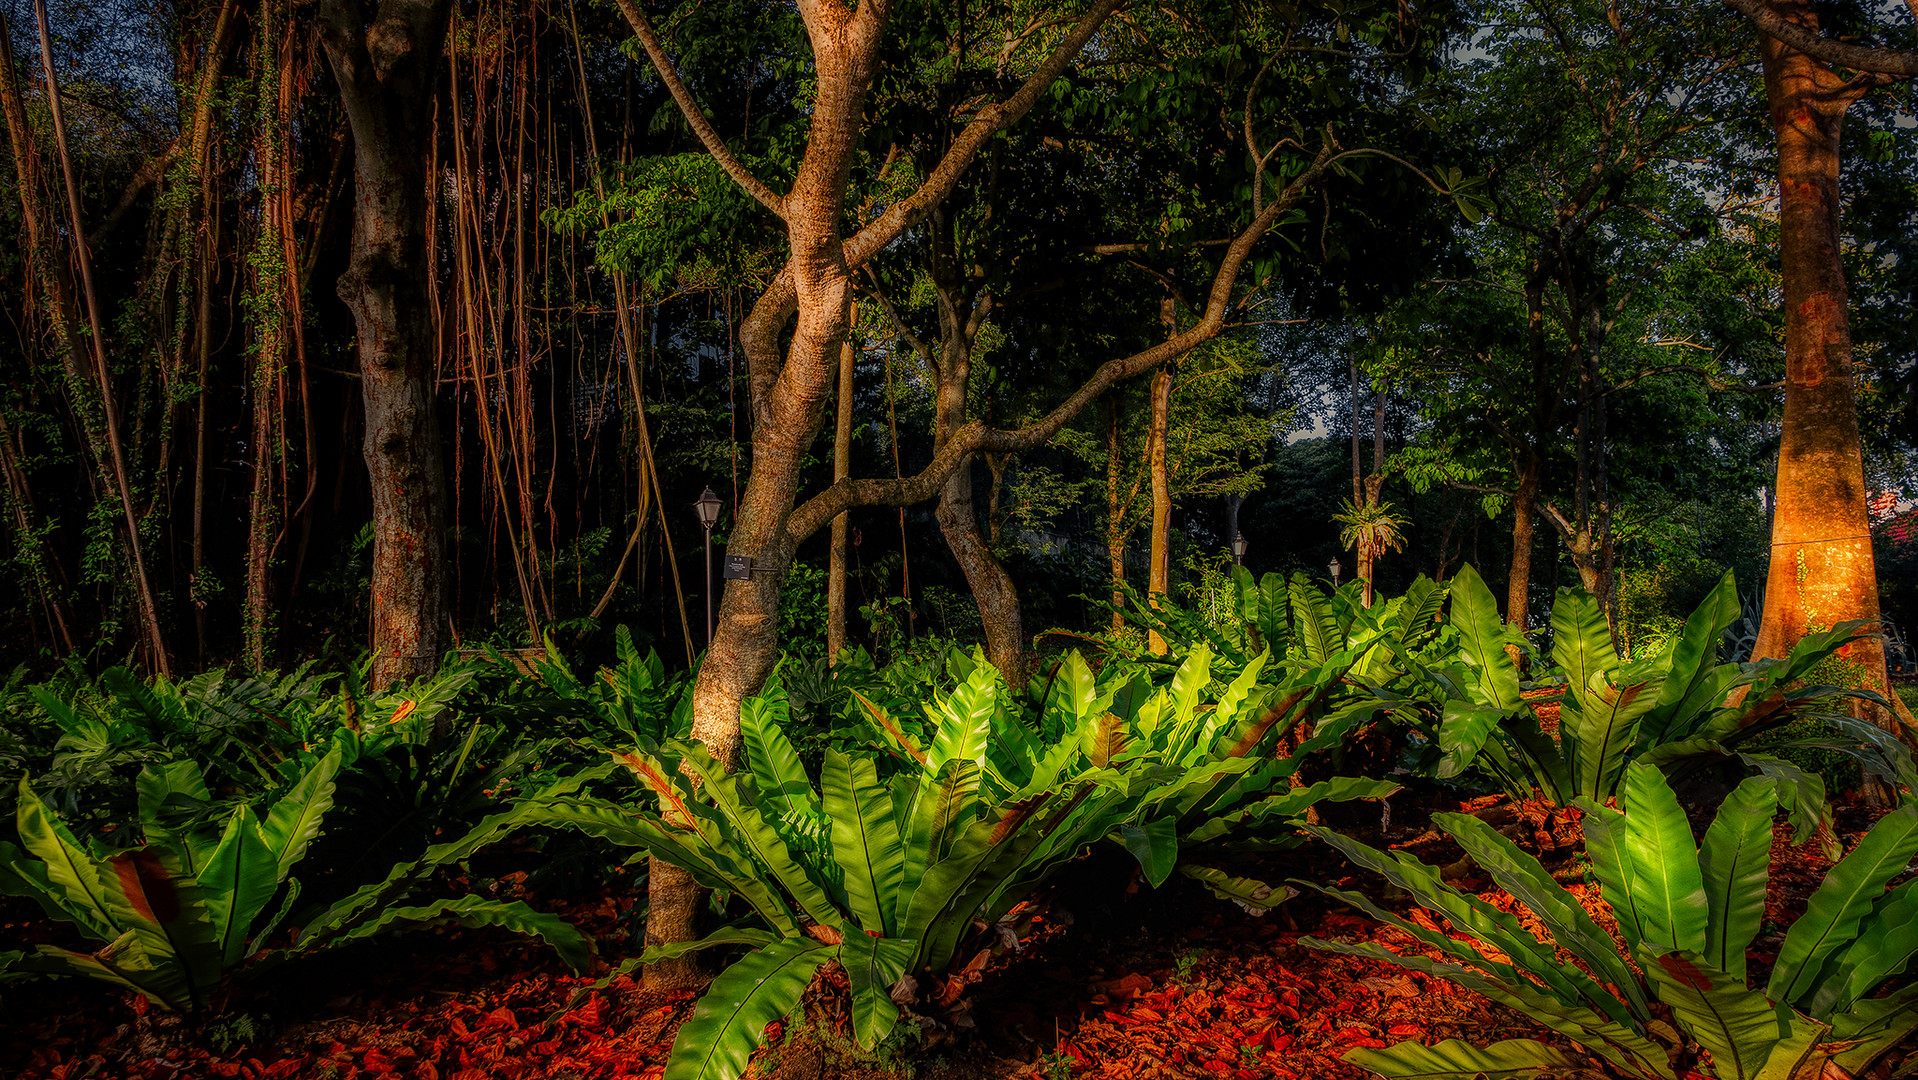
top-left (723, 554), bottom-right (754, 580)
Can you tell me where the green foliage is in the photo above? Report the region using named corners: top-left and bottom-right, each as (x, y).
top-left (1398, 569), bottom-right (1902, 831)
top-left (1305, 764), bottom-right (1918, 1080)
top-left (526, 640), bottom-right (1394, 1080)
top-left (0, 750), bottom-right (591, 1011)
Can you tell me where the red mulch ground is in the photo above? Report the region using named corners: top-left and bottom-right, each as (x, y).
top-left (2, 794), bottom-right (1909, 1080)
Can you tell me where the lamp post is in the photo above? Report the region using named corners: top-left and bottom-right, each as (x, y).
top-left (694, 486), bottom-right (722, 647)
top-left (1231, 533), bottom-right (1248, 566)
top-left (1328, 555), bottom-right (1342, 587)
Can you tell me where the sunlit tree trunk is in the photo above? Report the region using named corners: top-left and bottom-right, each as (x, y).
top-left (1506, 454), bottom-right (1541, 648)
top-left (827, 327), bottom-right (853, 664)
top-left (1751, 2), bottom-right (1897, 733)
top-left (318, 0), bottom-right (454, 690)
top-left (1146, 367), bottom-right (1172, 654)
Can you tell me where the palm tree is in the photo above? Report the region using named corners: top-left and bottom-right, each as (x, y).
top-left (1332, 497), bottom-right (1409, 608)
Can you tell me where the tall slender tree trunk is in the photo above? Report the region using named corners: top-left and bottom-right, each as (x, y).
top-left (1349, 357), bottom-right (1362, 504)
top-left (1107, 398), bottom-right (1126, 631)
top-left (245, 0), bottom-right (294, 672)
top-left (1146, 367), bottom-right (1172, 655)
top-left (1752, 2), bottom-right (1897, 732)
top-left (34, 0), bottom-right (171, 675)
top-left (1507, 454), bottom-right (1542, 646)
top-left (319, 0), bottom-right (454, 690)
top-left (925, 216), bottom-right (1024, 684)
top-left (827, 324), bottom-right (853, 664)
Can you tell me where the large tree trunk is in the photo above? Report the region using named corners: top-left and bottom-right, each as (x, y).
top-left (1752, 2), bottom-right (1897, 732)
top-left (1146, 367), bottom-right (1173, 654)
top-left (318, 0), bottom-right (455, 691)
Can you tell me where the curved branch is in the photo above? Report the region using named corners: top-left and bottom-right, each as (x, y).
top-left (612, 0), bottom-right (790, 218)
top-left (739, 266), bottom-right (797, 424)
top-left (786, 139), bottom-right (1339, 545)
top-left (1724, 0), bottom-right (1918, 77)
top-left (843, 0), bottom-right (1126, 269)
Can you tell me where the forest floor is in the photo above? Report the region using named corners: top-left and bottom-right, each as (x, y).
top-left (0, 790), bottom-right (1905, 1080)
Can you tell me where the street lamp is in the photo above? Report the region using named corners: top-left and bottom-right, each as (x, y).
top-left (1328, 555), bottom-right (1342, 586)
top-left (1231, 533), bottom-right (1248, 566)
top-left (694, 486), bottom-right (722, 647)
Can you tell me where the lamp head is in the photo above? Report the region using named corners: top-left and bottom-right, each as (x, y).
top-left (694, 486), bottom-right (723, 529)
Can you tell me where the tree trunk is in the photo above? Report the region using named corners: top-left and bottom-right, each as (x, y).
top-left (34, 0), bottom-right (171, 676)
top-left (1506, 454), bottom-right (1542, 650)
top-left (827, 325), bottom-right (853, 664)
top-left (1225, 493), bottom-right (1242, 565)
top-left (1146, 367), bottom-right (1173, 655)
top-left (245, 3), bottom-right (294, 672)
top-left (1107, 397), bottom-right (1127, 631)
top-left (318, 0), bottom-right (455, 690)
top-left (1752, 2), bottom-right (1897, 733)
top-left (1349, 357), bottom-right (1363, 504)
top-left (926, 214), bottom-right (1024, 684)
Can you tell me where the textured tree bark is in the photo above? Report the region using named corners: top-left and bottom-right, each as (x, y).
top-left (924, 213), bottom-right (1025, 684)
top-left (1146, 368), bottom-right (1173, 655)
top-left (318, 0), bottom-right (455, 690)
top-left (827, 329), bottom-right (853, 664)
top-left (1752, 2), bottom-right (1897, 732)
top-left (1506, 455), bottom-right (1541, 649)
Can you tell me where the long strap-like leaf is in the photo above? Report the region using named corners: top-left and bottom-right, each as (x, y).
top-left (1770, 805), bottom-right (1918, 1008)
top-left (1617, 763), bottom-right (1708, 958)
top-left (259, 744), bottom-right (343, 880)
top-left (14, 781), bottom-right (121, 939)
top-left (824, 751), bottom-right (903, 937)
top-left (1698, 777), bottom-right (1778, 983)
top-left (1640, 950), bottom-right (1788, 1080)
top-left (1343, 1037), bottom-right (1578, 1080)
top-left (665, 938), bottom-right (832, 1080)
top-left (196, 806), bottom-right (279, 966)
top-left (838, 929), bottom-right (915, 1051)
top-left (1435, 811), bottom-right (1647, 1025)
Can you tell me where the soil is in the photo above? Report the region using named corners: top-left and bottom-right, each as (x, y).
top-left (2, 790), bottom-right (1910, 1080)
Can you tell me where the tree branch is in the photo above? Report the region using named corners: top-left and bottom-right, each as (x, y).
top-left (612, 0), bottom-right (790, 218)
top-left (786, 138), bottom-right (1339, 544)
top-left (842, 0), bottom-right (1126, 270)
top-left (1724, 0), bottom-right (1918, 77)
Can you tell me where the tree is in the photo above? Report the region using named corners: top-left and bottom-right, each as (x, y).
top-left (317, 0), bottom-right (456, 690)
top-left (1332, 496), bottom-right (1408, 607)
top-left (608, 0), bottom-right (1431, 974)
top-left (1723, 0), bottom-right (1905, 739)
top-left (1381, 0), bottom-right (1756, 637)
